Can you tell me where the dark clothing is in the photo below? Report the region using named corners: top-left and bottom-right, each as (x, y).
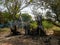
top-left (24, 24), bottom-right (30, 35)
top-left (36, 15), bottom-right (46, 36)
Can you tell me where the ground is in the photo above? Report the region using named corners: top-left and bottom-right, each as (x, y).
top-left (0, 35), bottom-right (60, 45)
top-left (0, 27), bottom-right (60, 45)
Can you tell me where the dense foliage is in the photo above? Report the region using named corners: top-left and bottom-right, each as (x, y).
top-left (21, 13), bottom-right (32, 22)
top-left (42, 20), bottom-right (53, 29)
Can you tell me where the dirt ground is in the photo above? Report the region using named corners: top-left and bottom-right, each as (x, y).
top-left (0, 35), bottom-right (60, 45)
top-left (0, 28), bottom-right (60, 45)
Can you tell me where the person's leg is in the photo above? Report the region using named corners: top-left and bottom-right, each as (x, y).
top-left (40, 26), bottom-right (46, 36)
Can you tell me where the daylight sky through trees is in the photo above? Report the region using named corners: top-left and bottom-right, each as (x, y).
top-left (0, 0), bottom-right (56, 20)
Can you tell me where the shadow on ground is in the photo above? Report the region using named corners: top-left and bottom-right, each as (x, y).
top-left (0, 35), bottom-right (60, 45)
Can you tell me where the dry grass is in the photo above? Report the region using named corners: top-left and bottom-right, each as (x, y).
top-left (45, 25), bottom-right (60, 36)
top-left (0, 25), bottom-right (60, 37)
top-left (0, 28), bottom-right (10, 37)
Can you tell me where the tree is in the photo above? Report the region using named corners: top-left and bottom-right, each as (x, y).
top-left (43, 0), bottom-right (60, 27)
top-left (31, 0), bottom-right (60, 27)
top-left (45, 0), bottom-right (60, 22)
top-left (1, 0), bottom-right (32, 36)
top-left (2, 12), bottom-right (14, 23)
top-left (0, 12), bottom-right (5, 24)
top-left (30, 0), bottom-right (60, 36)
top-left (21, 13), bottom-right (32, 22)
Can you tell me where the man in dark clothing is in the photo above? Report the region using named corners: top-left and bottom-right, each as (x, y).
top-left (24, 23), bottom-right (30, 35)
top-left (36, 15), bottom-right (46, 36)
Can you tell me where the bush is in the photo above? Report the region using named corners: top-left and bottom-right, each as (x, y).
top-left (42, 20), bottom-right (53, 29)
top-left (30, 21), bottom-right (38, 30)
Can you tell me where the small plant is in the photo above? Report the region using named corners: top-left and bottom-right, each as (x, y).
top-left (30, 21), bottom-right (38, 31)
top-left (42, 20), bottom-right (53, 29)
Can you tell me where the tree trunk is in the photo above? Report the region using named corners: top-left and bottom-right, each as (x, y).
top-left (8, 21), bottom-right (21, 36)
top-left (10, 25), bottom-right (20, 36)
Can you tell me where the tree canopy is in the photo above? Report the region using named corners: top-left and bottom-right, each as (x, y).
top-left (21, 13), bottom-right (32, 22)
top-left (31, 0), bottom-right (60, 27)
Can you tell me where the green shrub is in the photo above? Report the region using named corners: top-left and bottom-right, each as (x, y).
top-left (30, 20), bottom-right (54, 31)
top-left (42, 20), bottom-right (53, 29)
top-left (30, 21), bottom-right (38, 29)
